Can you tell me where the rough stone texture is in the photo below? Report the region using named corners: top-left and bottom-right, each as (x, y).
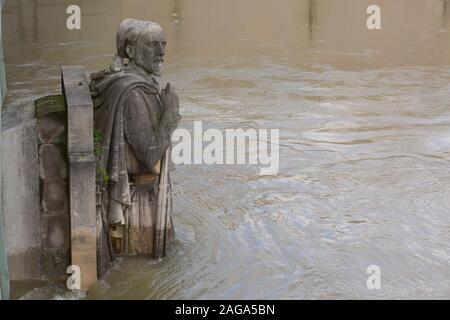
top-left (36, 95), bottom-right (70, 281)
top-left (1, 97), bottom-right (37, 132)
top-left (1, 114), bottom-right (42, 281)
top-left (63, 66), bottom-right (97, 289)
top-left (1, 68), bottom-right (97, 286)
top-left (63, 66), bottom-right (94, 154)
top-left (7, 248), bottom-right (42, 282)
top-left (39, 144), bottom-right (67, 180)
top-left (37, 113), bottom-right (65, 144)
top-left (1, 95), bottom-right (71, 282)
top-left (40, 214), bottom-right (70, 250)
top-left (41, 248), bottom-right (70, 281)
top-left (41, 179), bottom-right (69, 214)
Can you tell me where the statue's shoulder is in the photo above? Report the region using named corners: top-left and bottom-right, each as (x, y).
top-left (121, 71), bottom-right (160, 94)
top-left (90, 69), bottom-right (159, 106)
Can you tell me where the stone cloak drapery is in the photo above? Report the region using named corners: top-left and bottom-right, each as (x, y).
top-left (90, 70), bottom-right (160, 274)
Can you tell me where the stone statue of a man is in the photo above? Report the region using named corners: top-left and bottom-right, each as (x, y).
top-left (89, 19), bottom-right (181, 274)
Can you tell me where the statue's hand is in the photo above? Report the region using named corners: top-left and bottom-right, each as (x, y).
top-left (161, 83), bottom-right (180, 114)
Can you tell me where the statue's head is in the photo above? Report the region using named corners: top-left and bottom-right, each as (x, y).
top-left (116, 19), bottom-right (166, 77)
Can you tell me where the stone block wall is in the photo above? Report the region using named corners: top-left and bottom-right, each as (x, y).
top-left (35, 95), bottom-right (70, 280)
top-left (2, 67), bottom-right (96, 287)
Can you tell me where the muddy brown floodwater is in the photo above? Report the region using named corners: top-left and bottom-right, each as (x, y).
top-left (2, 0), bottom-right (450, 299)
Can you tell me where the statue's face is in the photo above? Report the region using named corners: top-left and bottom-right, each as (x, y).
top-left (134, 29), bottom-right (166, 77)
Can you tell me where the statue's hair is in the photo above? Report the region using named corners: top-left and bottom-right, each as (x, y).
top-left (116, 18), bottom-right (163, 58)
top-left (110, 18), bottom-right (163, 72)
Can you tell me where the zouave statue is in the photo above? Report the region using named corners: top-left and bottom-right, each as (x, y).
top-left (89, 19), bottom-right (181, 273)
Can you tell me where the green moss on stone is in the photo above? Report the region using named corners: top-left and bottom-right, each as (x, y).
top-left (35, 94), bottom-right (65, 119)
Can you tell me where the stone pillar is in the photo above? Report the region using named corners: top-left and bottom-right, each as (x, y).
top-left (62, 66), bottom-right (97, 289)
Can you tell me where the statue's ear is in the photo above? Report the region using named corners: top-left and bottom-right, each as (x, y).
top-left (125, 45), bottom-right (135, 59)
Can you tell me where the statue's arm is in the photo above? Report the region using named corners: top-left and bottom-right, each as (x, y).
top-left (123, 89), bottom-right (179, 170)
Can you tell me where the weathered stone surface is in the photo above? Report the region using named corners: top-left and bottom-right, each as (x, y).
top-left (40, 214), bottom-right (70, 250)
top-left (91, 19), bottom-right (178, 264)
top-left (39, 144), bottom-right (67, 180)
top-left (37, 113), bottom-right (65, 144)
top-left (41, 249), bottom-right (70, 280)
top-left (69, 162), bottom-right (96, 228)
top-left (63, 66), bottom-right (97, 289)
top-left (63, 66), bottom-right (94, 154)
top-left (1, 118), bottom-right (42, 281)
top-left (41, 179), bottom-right (68, 214)
top-left (35, 94), bottom-right (65, 119)
top-left (35, 96), bottom-right (70, 282)
top-left (6, 248), bottom-right (42, 281)
top-left (69, 161), bottom-right (97, 289)
top-left (2, 99), bottom-right (70, 282)
top-left (71, 227), bottom-right (97, 288)
top-left (1, 100), bottom-right (36, 132)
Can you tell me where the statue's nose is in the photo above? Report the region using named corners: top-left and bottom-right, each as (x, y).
top-left (158, 42), bottom-right (165, 55)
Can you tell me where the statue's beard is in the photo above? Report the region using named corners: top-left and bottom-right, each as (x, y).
top-left (134, 54), bottom-right (163, 77)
